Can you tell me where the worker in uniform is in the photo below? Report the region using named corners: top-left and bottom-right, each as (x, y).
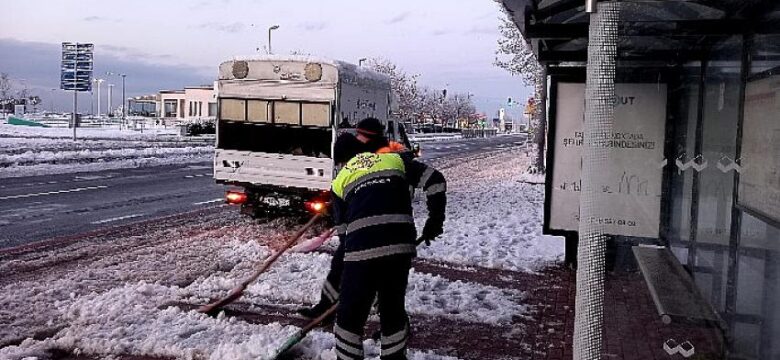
top-left (298, 121), bottom-right (446, 326)
top-left (327, 132), bottom-right (430, 360)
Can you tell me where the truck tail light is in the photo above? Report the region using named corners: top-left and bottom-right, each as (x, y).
top-left (305, 200), bottom-right (327, 213)
top-left (226, 191), bottom-right (247, 205)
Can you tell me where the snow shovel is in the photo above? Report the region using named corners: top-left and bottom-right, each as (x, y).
top-left (271, 303), bottom-right (339, 359)
top-left (198, 213), bottom-right (322, 316)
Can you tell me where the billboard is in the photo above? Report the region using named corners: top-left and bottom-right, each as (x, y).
top-left (548, 83), bottom-right (668, 238)
top-left (738, 75), bottom-right (780, 224)
top-left (60, 42), bottom-right (93, 92)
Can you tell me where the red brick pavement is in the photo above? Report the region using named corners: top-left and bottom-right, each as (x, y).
top-left (526, 266), bottom-right (724, 360)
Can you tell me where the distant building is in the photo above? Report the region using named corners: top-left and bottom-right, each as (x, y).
top-left (130, 83), bottom-right (217, 125)
top-left (128, 95), bottom-right (158, 117)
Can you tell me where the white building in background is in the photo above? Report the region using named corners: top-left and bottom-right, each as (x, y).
top-left (183, 85), bottom-right (217, 120)
top-left (158, 83), bottom-right (217, 124)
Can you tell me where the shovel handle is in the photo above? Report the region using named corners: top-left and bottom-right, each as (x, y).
top-left (271, 303), bottom-right (339, 359)
top-left (241, 214), bottom-right (322, 287)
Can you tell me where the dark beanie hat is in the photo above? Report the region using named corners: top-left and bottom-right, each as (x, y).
top-left (356, 118), bottom-right (385, 138)
top-left (333, 132), bottom-right (365, 164)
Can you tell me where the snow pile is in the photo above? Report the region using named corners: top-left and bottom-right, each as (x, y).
top-left (0, 281), bottom-right (460, 360)
top-left (181, 240), bottom-right (526, 325)
top-left (0, 123), bottom-right (180, 140)
top-left (0, 124), bottom-right (213, 178)
top-left (417, 149), bottom-right (564, 272)
top-left (1, 282), bottom-right (300, 360)
top-left (1, 146), bottom-right (212, 165)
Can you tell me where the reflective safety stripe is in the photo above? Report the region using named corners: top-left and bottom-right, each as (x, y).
top-left (381, 338), bottom-right (408, 356)
top-left (335, 338), bottom-right (363, 356)
top-left (424, 182), bottom-right (446, 196)
top-left (346, 214), bottom-right (414, 234)
top-left (322, 280), bottom-right (339, 302)
top-left (334, 324), bottom-right (362, 345)
top-left (334, 224), bottom-right (347, 236)
top-left (381, 326), bottom-right (408, 344)
top-left (344, 244), bottom-right (417, 262)
top-left (409, 185), bottom-right (415, 198)
top-left (418, 166), bottom-right (435, 188)
top-left (342, 169), bottom-right (405, 197)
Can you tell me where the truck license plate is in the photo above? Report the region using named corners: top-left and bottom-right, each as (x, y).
top-left (262, 197), bottom-right (291, 207)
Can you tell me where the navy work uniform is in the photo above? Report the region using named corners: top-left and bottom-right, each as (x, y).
top-left (330, 152), bottom-right (439, 360)
top-left (311, 151), bottom-right (447, 318)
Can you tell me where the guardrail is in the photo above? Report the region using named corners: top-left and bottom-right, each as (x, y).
top-left (461, 129), bottom-right (498, 138)
top-left (408, 133), bottom-right (462, 142)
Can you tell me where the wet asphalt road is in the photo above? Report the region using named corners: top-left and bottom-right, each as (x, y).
top-left (0, 134), bottom-right (526, 249)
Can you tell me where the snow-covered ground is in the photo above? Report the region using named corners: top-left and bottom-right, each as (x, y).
top-left (0, 124), bottom-right (213, 178)
top-left (0, 147), bottom-right (563, 360)
top-left (416, 149), bottom-right (562, 272)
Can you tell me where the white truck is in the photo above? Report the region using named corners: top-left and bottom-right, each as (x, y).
top-left (214, 55), bottom-right (414, 217)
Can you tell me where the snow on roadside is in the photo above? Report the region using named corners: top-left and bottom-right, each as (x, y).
top-left (0, 123), bottom-right (180, 140)
top-left (0, 124), bottom-right (214, 178)
top-left (2, 153), bottom-right (211, 178)
top-left (417, 149), bottom-right (564, 272)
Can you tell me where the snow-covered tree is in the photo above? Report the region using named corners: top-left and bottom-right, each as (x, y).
top-left (494, 8), bottom-right (547, 173)
top-left (368, 58), bottom-right (477, 130)
top-left (366, 58), bottom-right (421, 122)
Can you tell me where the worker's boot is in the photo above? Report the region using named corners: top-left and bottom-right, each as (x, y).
top-left (296, 302), bottom-right (336, 325)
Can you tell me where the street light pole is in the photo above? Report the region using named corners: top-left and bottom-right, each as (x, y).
top-left (94, 79), bottom-right (104, 117)
top-left (358, 58), bottom-right (367, 67)
top-left (268, 25), bottom-right (280, 54)
top-left (121, 74), bottom-right (126, 127)
top-left (107, 83), bottom-right (114, 117)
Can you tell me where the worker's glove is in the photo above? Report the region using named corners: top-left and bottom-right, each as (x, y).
top-left (417, 222), bottom-right (443, 246)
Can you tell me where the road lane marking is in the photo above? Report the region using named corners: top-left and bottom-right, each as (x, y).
top-left (0, 185), bottom-right (109, 201)
top-left (193, 198), bottom-right (223, 205)
top-left (91, 213), bottom-right (145, 225)
top-left (74, 175), bottom-right (113, 181)
top-left (184, 173), bottom-right (211, 179)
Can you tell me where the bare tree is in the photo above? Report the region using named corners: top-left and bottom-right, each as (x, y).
top-left (494, 10), bottom-right (547, 173)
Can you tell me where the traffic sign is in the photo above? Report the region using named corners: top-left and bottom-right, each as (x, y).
top-left (61, 42), bottom-right (93, 92)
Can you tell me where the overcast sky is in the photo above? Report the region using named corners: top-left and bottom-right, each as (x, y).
top-left (0, 0), bottom-right (531, 117)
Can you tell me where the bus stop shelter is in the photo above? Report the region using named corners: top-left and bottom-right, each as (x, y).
top-left (500, 0), bottom-right (780, 358)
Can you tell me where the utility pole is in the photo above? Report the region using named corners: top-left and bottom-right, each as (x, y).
top-left (268, 25), bottom-right (280, 54)
top-left (121, 74), bottom-right (126, 128)
top-left (108, 83), bottom-right (114, 117)
top-left (94, 78), bottom-right (104, 117)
